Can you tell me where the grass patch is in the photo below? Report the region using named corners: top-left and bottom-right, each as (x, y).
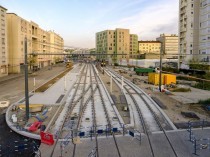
top-left (198, 98), bottom-right (210, 105)
top-left (171, 88), bottom-right (191, 92)
top-left (35, 68), bottom-right (72, 92)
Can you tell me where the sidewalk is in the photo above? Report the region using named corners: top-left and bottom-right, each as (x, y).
top-left (0, 73), bottom-right (24, 84)
top-left (0, 64), bottom-right (65, 84)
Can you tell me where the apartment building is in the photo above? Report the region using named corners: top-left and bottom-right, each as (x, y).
top-left (130, 34), bottom-right (138, 58)
top-left (138, 41), bottom-right (161, 59)
top-left (179, 0), bottom-right (200, 66)
top-left (6, 13), bottom-right (64, 73)
top-left (156, 34), bottom-right (178, 59)
top-left (49, 30), bottom-right (64, 63)
top-left (199, 0), bottom-right (210, 62)
top-left (96, 28), bottom-right (137, 63)
top-left (0, 6), bottom-right (7, 77)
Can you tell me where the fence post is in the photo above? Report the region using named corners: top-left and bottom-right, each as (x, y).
top-left (194, 138), bottom-right (197, 155)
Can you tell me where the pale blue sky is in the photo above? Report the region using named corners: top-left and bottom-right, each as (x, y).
top-left (1, 0), bottom-right (178, 48)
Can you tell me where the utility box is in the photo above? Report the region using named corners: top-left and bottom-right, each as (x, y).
top-left (148, 73), bottom-right (164, 85)
top-left (148, 73), bottom-right (176, 85)
top-left (164, 74), bottom-right (176, 85)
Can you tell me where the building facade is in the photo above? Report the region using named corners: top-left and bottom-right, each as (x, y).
top-left (0, 6), bottom-right (8, 77)
top-left (199, 0), bottom-right (210, 63)
top-left (6, 13), bottom-right (64, 73)
top-left (49, 31), bottom-right (64, 63)
top-left (179, 0), bottom-right (202, 66)
top-left (138, 41), bottom-right (161, 59)
top-left (96, 28), bottom-right (137, 63)
top-left (156, 34), bottom-right (178, 59)
top-left (129, 34), bottom-right (139, 58)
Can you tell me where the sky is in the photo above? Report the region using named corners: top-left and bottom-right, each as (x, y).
top-left (1, 0), bottom-right (179, 48)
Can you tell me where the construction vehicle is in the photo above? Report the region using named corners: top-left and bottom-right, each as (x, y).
top-left (66, 61), bottom-right (73, 68)
top-left (134, 67), bottom-right (155, 75)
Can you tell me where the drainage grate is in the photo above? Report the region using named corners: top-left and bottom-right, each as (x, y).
top-left (56, 94), bottom-right (65, 103)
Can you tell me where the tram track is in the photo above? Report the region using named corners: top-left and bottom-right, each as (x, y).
top-left (92, 64), bottom-right (121, 157)
top-left (105, 67), bottom-right (178, 157)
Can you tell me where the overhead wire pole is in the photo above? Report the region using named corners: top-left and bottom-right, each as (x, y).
top-left (24, 37), bottom-right (30, 120)
top-left (159, 47), bottom-right (163, 92)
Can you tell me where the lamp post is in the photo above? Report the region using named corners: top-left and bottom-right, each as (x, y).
top-left (24, 37), bottom-right (29, 120)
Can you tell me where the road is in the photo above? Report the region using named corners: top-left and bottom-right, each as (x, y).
top-left (0, 64), bottom-right (67, 113)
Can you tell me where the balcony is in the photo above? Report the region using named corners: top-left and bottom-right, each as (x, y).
top-left (180, 26), bottom-right (187, 32)
top-left (180, 9), bottom-right (186, 15)
top-left (180, 2), bottom-right (187, 9)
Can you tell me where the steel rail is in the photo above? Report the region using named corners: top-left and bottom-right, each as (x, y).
top-left (106, 68), bottom-right (178, 157)
top-left (50, 64), bottom-right (86, 157)
top-left (90, 64), bottom-right (99, 157)
top-left (72, 64), bottom-right (89, 157)
top-left (92, 64), bottom-right (121, 157)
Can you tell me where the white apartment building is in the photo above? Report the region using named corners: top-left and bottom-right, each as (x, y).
top-left (200, 0), bottom-right (210, 62)
top-left (0, 6), bottom-right (8, 77)
top-left (179, 0), bottom-right (200, 66)
top-left (179, 0), bottom-right (210, 67)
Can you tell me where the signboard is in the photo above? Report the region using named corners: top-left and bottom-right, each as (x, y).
top-left (112, 128), bottom-right (118, 132)
top-left (97, 130), bottom-right (103, 134)
top-left (129, 131), bottom-right (134, 137)
top-left (79, 132), bottom-right (85, 137)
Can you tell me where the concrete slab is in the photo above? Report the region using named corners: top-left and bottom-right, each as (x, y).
top-left (29, 65), bottom-right (81, 105)
top-left (39, 128), bottom-right (210, 157)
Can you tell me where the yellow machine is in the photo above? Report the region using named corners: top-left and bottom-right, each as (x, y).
top-left (66, 61), bottom-right (73, 68)
top-left (148, 73), bottom-right (176, 85)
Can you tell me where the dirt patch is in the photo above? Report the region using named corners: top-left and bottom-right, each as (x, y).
top-left (35, 67), bottom-right (72, 92)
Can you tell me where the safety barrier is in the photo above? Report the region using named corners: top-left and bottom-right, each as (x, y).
top-left (187, 120), bottom-right (210, 155)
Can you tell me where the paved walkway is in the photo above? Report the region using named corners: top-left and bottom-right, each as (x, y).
top-left (40, 128), bottom-right (210, 157)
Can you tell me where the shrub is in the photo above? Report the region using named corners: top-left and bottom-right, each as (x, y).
top-left (114, 63), bottom-right (119, 66)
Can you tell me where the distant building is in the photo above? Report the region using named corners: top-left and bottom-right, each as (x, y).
top-left (130, 34), bottom-right (139, 59)
top-left (138, 41), bottom-right (161, 59)
top-left (0, 6), bottom-right (8, 77)
top-left (156, 34), bottom-right (178, 59)
top-left (6, 13), bottom-right (64, 73)
top-left (96, 28), bottom-right (138, 63)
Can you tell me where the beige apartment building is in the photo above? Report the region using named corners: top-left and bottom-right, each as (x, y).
top-left (6, 13), bottom-right (64, 73)
top-left (49, 30), bottom-right (64, 63)
top-left (138, 41), bottom-right (161, 59)
top-left (156, 34), bottom-right (178, 59)
top-left (96, 28), bottom-right (137, 63)
top-left (0, 6), bottom-right (8, 77)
